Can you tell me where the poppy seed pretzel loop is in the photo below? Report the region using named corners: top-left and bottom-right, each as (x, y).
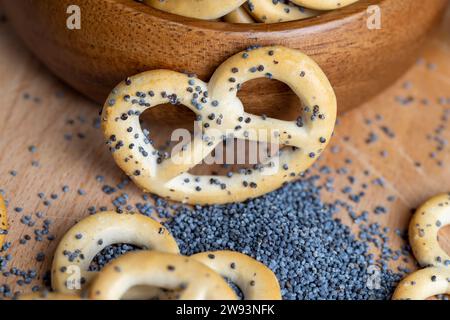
top-left (51, 211), bottom-right (179, 295)
top-left (246, 0), bottom-right (319, 23)
top-left (207, 45), bottom-right (336, 198)
top-left (392, 267), bottom-right (450, 300)
top-left (191, 250), bottom-right (282, 300)
top-left (409, 193), bottom-right (450, 268)
top-left (102, 70), bottom-right (230, 204)
top-left (144, 0), bottom-right (247, 20)
top-left (102, 46), bottom-right (336, 205)
top-left (89, 251), bottom-right (238, 300)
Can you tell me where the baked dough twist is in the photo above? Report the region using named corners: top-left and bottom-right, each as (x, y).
top-left (192, 250), bottom-right (281, 300)
top-left (246, 0), bottom-right (318, 23)
top-left (0, 194), bottom-right (7, 248)
top-left (224, 6), bottom-right (256, 23)
top-left (392, 267), bottom-right (450, 300)
top-left (144, 0), bottom-right (247, 20)
top-left (409, 193), bottom-right (450, 268)
top-left (51, 211), bottom-right (179, 295)
top-left (88, 251), bottom-right (238, 300)
top-left (101, 46), bottom-right (336, 205)
top-left (291, 0), bottom-right (359, 10)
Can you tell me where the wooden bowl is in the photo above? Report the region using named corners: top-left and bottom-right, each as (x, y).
top-left (3, 0), bottom-right (448, 125)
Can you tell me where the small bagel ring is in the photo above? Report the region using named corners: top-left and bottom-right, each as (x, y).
top-left (392, 267), bottom-right (450, 300)
top-left (191, 250), bottom-right (282, 300)
top-left (144, 0), bottom-right (247, 20)
top-left (290, 0), bottom-right (359, 10)
top-left (409, 193), bottom-right (450, 268)
top-left (224, 6), bottom-right (256, 24)
top-left (19, 292), bottom-right (82, 300)
top-left (0, 194), bottom-right (8, 247)
top-left (89, 251), bottom-right (238, 300)
top-left (51, 211), bottom-right (179, 294)
top-left (246, 0), bottom-right (318, 23)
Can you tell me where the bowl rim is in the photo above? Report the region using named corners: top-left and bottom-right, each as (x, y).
top-left (116, 0), bottom-right (384, 33)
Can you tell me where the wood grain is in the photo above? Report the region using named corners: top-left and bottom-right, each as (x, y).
top-left (0, 1), bottom-right (449, 298)
top-left (2, 0), bottom-right (448, 127)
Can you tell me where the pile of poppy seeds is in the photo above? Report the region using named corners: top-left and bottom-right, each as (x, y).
top-left (43, 173), bottom-right (406, 300)
top-left (164, 175), bottom-right (404, 300)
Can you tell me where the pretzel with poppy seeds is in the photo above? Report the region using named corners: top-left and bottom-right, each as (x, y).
top-left (101, 46), bottom-right (336, 205)
top-left (144, 0), bottom-right (247, 20)
top-left (0, 194), bottom-right (7, 247)
top-left (392, 267), bottom-right (450, 300)
top-left (88, 251), bottom-right (238, 300)
top-left (224, 6), bottom-right (256, 23)
top-left (51, 211), bottom-right (179, 295)
top-left (246, 0), bottom-right (319, 23)
top-left (192, 250), bottom-right (281, 300)
top-left (290, 0), bottom-right (359, 10)
top-left (409, 193), bottom-right (450, 268)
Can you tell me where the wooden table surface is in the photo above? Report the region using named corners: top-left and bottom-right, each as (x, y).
top-left (0, 4), bottom-right (449, 298)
